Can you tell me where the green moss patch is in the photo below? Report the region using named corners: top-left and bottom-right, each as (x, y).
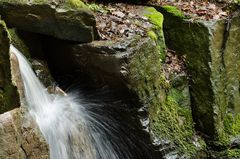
top-left (227, 149), bottom-right (240, 158)
top-left (224, 113), bottom-right (240, 136)
top-left (65, 0), bottom-right (87, 9)
top-left (147, 30), bottom-right (157, 41)
top-left (149, 84), bottom-right (206, 157)
top-left (144, 7), bottom-right (166, 61)
top-left (162, 5), bottom-right (186, 19)
top-left (144, 7), bottom-right (163, 29)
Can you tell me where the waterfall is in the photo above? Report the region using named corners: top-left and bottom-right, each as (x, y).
top-left (10, 45), bottom-right (133, 159)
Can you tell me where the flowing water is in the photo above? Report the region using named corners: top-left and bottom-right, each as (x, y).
top-left (10, 45), bottom-right (149, 159)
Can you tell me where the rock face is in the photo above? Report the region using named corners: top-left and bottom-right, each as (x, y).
top-left (0, 20), bottom-right (19, 113)
top-left (0, 108), bottom-right (49, 159)
top-left (4, 30), bottom-right (50, 159)
top-left (157, 5), bottom-right (240, 157)
top-left (43, 7), bottom-right (205, 158)
top-left (0, 23), bottom-right (53, 159)
top-left (9, 28), bottom-right (54, 87)
top-left (0, 0), bottom-right (98, 42)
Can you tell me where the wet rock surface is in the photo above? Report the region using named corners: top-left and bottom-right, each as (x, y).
top-left (0, 108), bottom-right (49, 159)
top-left (9, 29), bottom-right (54, 87)
top-left (42, 6), bottom-right (205, 158)
top-left (2, 0), bottom-right (240, 158)
top-left (0, 20), bottom-right (19, 114)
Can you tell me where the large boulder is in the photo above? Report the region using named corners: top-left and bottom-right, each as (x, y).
top-left (0, 108), bottom-right (49, 159)
top-left (42, 7), bottom-right (205, 158)
top-left (0, 0), bottom-right (98, 42)
top-left (0, 20), bottom-right (19, 113)
top-left (156, 5), bottom-right (240, 157)
top-left (0, 26), bottom-right (55, 159)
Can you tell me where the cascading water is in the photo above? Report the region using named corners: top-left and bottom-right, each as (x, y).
top-left (10, 45), bottom-right (145, 159)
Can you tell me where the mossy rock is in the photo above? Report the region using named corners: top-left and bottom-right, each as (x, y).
top-left (0, 0), bottom-right (98, 42)
top-left (41, 7), bottom-right (204, 157)
top-left (0, 20), bottom-right (19, 113)
top-left (157, 5), bottom-right (187, 19)
top-left (156, 4), bottom-right (240, 157)
top-left (143, 7), bottom-right (166, 61)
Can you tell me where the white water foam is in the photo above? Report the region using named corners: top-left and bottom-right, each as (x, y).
top-left (10, 45), bottom-right (124, 159)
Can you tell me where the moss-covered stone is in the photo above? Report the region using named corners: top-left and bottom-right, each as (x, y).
top-left (144, 7), bottom-right (166, 61)
top-left (60, 0), bottom-right (88, 10)
top-left (0, 20), bottom-right (19, 113)
top-left (147, 30), bottom-right (158, 41)
top-left (147, 73), bottom-right (205, 158)
top-left (0, 0), bottom-right (98, 42)
top-left (156, 4), bottom-right (240, 157)
top-left (65, 0), bottom-right (86, 9)
top-left (161, 5), bottom-right (186, 19)
top-left (144, 7), bottom-right (163, 29)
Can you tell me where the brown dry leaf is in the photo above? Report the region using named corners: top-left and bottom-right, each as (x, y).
top-left (112, 11), bottom-right (125, 18)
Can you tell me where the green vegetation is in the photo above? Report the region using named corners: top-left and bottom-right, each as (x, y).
top-left (32, 0), bottom-right (47, 4)
top-left (60, 0), bottom-right (88, 10)
top-left (224, 113), bottom-right (240, 136)
top-left (234, 0), bottom-right (240, 4)
top-left (147, 30), bottom-right (157, 41)
top-left (67, 0), bottom-right (86, 9)
top-left (149, 83), bottom-right (206, 157)
top-left (144, 7), bottom-right (166, 61)
top-left (227, 149), bottom-right (240, 158)
top-left (87, 3), bottom-right (108, 12)
top-left (144, 7), bottom-right (163, 29)
top-left (162, 5), bottom-right (186, 18)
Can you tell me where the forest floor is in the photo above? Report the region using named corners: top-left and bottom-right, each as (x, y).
top-left (152, 0), bottom-right (228, 20)
top-left (88, 0), bottom-right (230, 40)
top-left (86, 0), bottom-right (232, 79)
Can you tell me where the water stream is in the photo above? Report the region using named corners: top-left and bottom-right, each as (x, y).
top-left (10, 45), bottom-right (144, 159)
